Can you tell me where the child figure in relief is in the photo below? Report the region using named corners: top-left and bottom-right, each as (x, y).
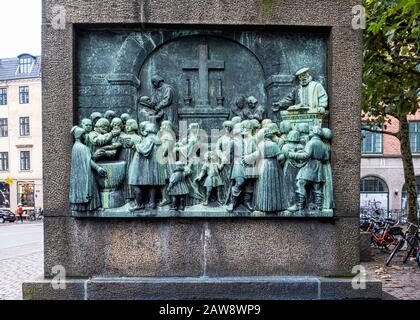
top-left (195, 151), bottom-right (224, 206)
top-left (167, 161), bottom-right (190, 211)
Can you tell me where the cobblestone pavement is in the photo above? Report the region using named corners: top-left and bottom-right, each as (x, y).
top-left (362, 248), bottom-right (420, 300)
top-left (0, 222), bottom-right (44, 300)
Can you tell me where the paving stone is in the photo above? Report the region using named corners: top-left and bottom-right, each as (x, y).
top-left (0, 242), bottom-right (44, 300)
top-left (361, 249), bottom-right (420, 300)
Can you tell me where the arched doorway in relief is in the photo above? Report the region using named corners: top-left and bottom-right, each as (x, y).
top-left (138, 35), bottom-right (267, 133)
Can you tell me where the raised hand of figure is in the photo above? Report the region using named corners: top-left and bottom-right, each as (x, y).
top-left (243, 155), bottom-right (254, 165)
top-left (93, 149), bottom-right (106, 159)
top-left (97, 167), bottom-right (107, 177)
top-left (287, 104), bottom-right (299, 111)
top-left (122, 136), bottom-right (132, 148)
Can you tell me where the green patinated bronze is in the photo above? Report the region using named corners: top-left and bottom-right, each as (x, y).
top-left (70, 26), bottom-right (335, 218)
top-left (70, 67), bottom-right (334, 218)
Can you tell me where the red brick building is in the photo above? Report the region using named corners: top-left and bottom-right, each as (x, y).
top-left (361, 111), bottom-right (420, 216)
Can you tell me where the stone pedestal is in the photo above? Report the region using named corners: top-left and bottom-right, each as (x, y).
top-left (26, 0), bottom-right (378, 300)
top-left (360, 231), bottom-right (374, 262)
top-left (23, 276), bottom-right (382, 300)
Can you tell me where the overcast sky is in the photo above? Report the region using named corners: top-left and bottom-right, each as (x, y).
top-left (0, 0), bottom-right (42, 58)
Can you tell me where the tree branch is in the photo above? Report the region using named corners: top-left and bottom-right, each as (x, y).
top-left (399, 56), bottom-right (420, 62)
top-left (385, 59), bottom-right (420, 76)
top-left (369, 40), bottom-right (420, 77)
top-left (362, 126), bottom-right (399, 138)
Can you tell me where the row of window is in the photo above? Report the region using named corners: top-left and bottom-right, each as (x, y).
top-left (0, 86), bottom-right (30, 105)
top-left (362, 122), bottom-right (420, 154)
top-left (0, 151), bottom-right (30, 171)
top-left (0, 117), bottom-right (30, 137)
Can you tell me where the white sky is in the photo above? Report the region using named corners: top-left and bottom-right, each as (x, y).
top-left (0, 0), bottom-right (42, 58)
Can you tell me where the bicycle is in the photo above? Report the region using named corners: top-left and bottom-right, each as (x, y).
top-left (28, 210), bottom-right (44, 221)
top-left (385, 221), bottom-right (420, 267)
top-left (367, 217), bottom-right (402, 250)
top-left (360, 214), bottom-right (371, 231)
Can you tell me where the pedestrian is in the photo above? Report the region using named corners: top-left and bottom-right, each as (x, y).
top-left (17, 204), bottom-right (24, 223)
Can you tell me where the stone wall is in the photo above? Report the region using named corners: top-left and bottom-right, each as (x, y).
top-left (42, 0), bottom-right (362, 278)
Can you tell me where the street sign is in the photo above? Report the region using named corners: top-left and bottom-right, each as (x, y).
top-left (4, 177), bottom-right (14, 185)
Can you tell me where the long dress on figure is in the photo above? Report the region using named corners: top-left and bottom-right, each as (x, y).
top-left (216, 133), bottom-right (233, 203)
top-left (128, 133), bottom-right (166, 186)
top-left (69, 138), bottom-right (101, 211)
top-left (254, 139), bottom-right (285, 213)
top-left (120, 132), bottom-right (142, 201)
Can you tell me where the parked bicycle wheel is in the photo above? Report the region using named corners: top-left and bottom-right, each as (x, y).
top-left (416, 249), bottom-right (420, 268)
top-left (385, 238), bottom-right (404, 266)
top-left (403, 235), bottom-right (419, 264)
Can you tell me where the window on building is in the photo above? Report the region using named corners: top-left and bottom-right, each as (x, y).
top-left (18, 56), bottom-right (33, 74)
top-left (19, 117), bottom-right (30, 136)
top-left (0, 182), bottom-right (10, 208)
top-left (360, 176), bottom-right (388, 192)
top-left (0, 152), bottom-right (8, 171)
top-left (19, 86), bottom-right (29, 104)
top-left (409, 121), bottom-right (420, 154)
top-left (361, 125), bottom-right (383, 154)
top-left (0, 118), bottom-right (8, 137)
top-left (0, 88), bottom-right (7, 105)
top-left (20, 151), bottom-right (30, 171)
top-left (360, 176), bottom-right (389, 214)
top-left (17, 182), bottom-right (35, 207)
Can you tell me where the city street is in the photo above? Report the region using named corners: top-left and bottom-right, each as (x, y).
top-left (0, 222), bottom-right (43, 300)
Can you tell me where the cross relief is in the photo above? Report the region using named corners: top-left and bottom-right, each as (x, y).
top-left (182, 37), bottom-right (225, 108)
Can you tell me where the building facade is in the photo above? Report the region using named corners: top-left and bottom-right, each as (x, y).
top-left (0, 54), bottom-right (42, 212)
top-left (361, 111), bottom-right (420, 216)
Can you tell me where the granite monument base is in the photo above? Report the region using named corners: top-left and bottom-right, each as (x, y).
top-left (39, 0), bottom-right (367, 302)
top-left (23, 276), bottom-right (382, 300)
